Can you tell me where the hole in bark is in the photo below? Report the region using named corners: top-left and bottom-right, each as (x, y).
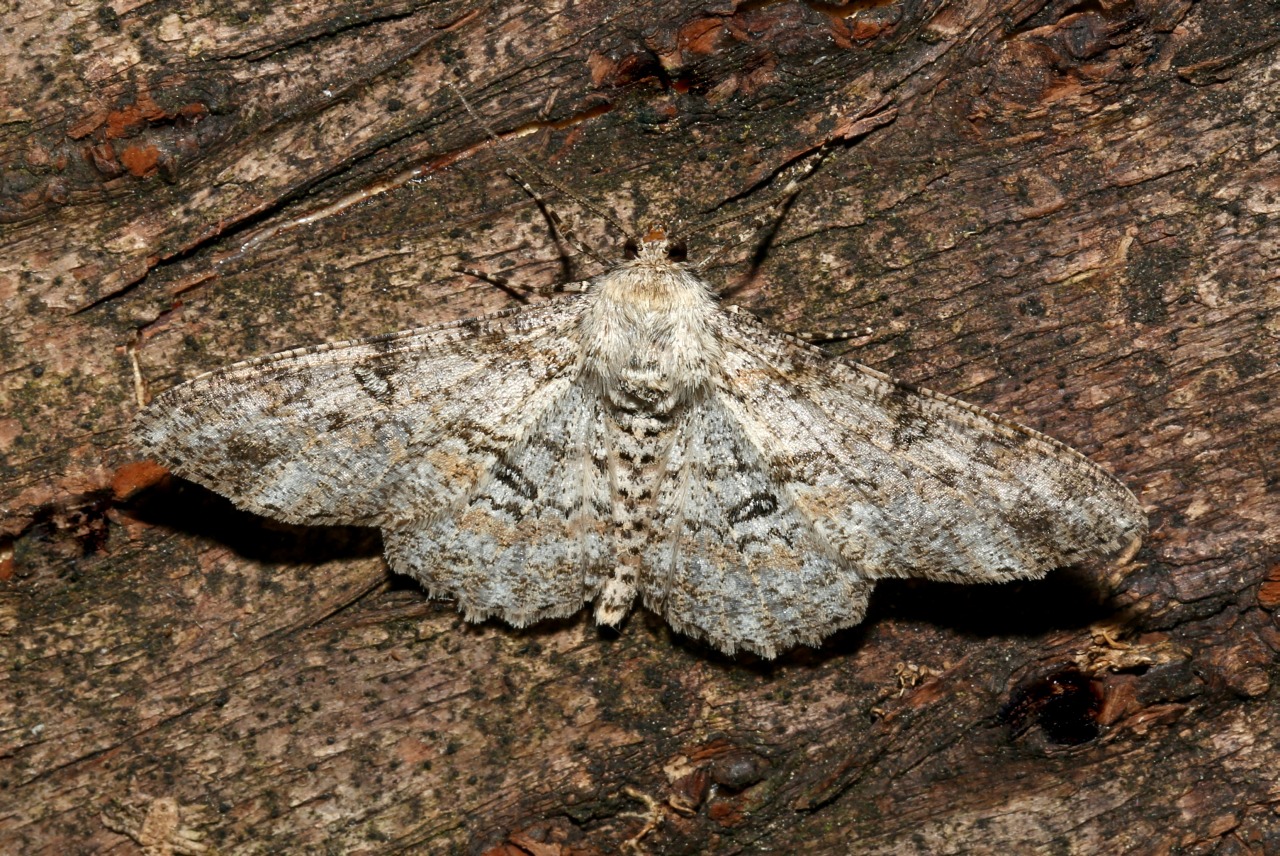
top-left (1001, 666), bottom-right (1102, 745)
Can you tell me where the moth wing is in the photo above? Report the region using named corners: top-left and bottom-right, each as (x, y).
top-left (135, 299), bottom-right (587, 527)
top-left (642, 396), bottom-right (874, 659)
top-left (712, 309), bottom-right (1146, 583)
top-left (383, 380), bottom-right (616, 627)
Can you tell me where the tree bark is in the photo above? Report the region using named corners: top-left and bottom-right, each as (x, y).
top-left (2, 0), bottom-right (1278, 853)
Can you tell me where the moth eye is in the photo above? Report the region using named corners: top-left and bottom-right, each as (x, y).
top-left (667, 240), bottom-right (688, 262)
top-left (623, 238), bottom-right (640, 259)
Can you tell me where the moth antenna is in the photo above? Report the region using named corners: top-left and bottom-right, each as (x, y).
top-left (502, 168), bottom-right (612, 269)
top-left (686, 147), bottom-right (831, 272)
top-left (698, 192), bottom-right (793, 289)
top-left (447, 79), bottom-right (640, 248)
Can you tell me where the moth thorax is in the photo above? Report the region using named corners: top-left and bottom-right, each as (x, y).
top-left (583, 266), bottom-right (720, 414)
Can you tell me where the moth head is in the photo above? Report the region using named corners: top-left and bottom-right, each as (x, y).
top-left (623, 226), bottom-right (688, 264)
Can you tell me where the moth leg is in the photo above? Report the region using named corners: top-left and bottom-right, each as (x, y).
top-left (453, 265), bottom-right (519, 293)
top-left (794, 327), bottom-right (869, 345)
top-left (453, 266), bottom-right (589, 298)
top-left (721, 304), bottom-right (868, 347)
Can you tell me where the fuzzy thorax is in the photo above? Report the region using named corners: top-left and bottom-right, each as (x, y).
top-left (580, 240), bottom-right (722, 413)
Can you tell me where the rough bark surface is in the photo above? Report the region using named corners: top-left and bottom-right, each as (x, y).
top-left (2, 0), bottom-right (1278, 853)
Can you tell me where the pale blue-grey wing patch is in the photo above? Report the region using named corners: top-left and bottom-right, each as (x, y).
top-left (641, 396), bottom-right (873, 659)
top-left (135, 298), bottom-right (588, 527)
top-left (713, 309), bottom-right (1146, 584)
top-left (383, 380), bottom-right (617, 627)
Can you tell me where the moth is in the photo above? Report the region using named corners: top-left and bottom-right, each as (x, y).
top-left (136, 196), bottom-right (1146, 659)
